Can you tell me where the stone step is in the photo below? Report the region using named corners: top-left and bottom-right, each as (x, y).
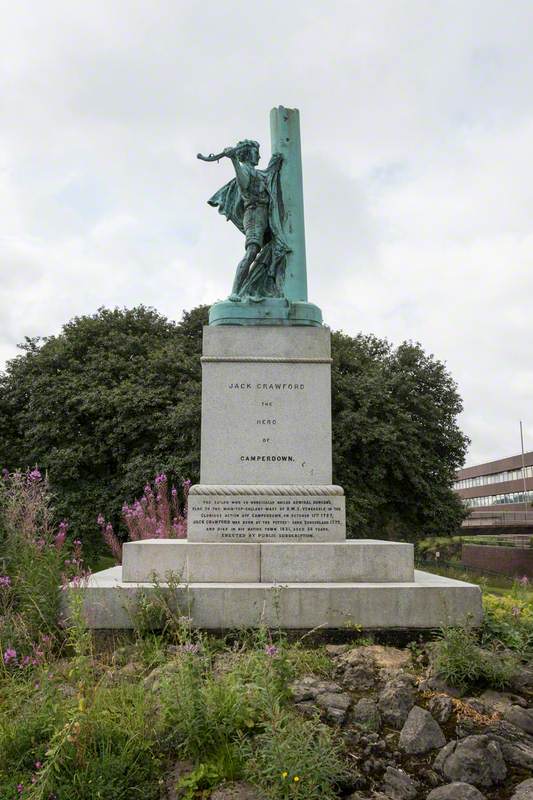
top-left (67, 568), bottom-right (483, 630)
top-left (121, 539), bottom-right (414, 583)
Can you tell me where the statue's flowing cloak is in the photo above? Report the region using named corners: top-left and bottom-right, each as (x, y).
top-left (207, 155), bottom-right (290, 299)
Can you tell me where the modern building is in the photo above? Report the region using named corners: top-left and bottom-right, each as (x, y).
top-left (454, 450), bottom-right (533, 533)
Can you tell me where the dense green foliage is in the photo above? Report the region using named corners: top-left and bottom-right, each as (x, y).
top-left (331, 331), bottom-right (467, 540)
top-left (0, 305), bottom-right (467, 551)
top-left (0, 306), bottom-right (204, 553)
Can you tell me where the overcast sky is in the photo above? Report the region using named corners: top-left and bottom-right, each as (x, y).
top-left (1, 0), bottom-right (532, 466)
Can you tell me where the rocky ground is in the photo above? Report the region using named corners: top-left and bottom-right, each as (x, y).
top-left (122, 639), bottom-right (533, 800)
top-left (284, 643), bottom-right (533, 800)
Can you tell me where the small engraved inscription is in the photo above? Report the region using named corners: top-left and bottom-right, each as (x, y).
top-left (188, 495), bottom-right (345, 542)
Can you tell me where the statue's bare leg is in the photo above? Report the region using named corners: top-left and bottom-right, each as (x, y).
top-left (230, 244), bottom-right (260, 299)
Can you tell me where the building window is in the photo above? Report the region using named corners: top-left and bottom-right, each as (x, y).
top-left (454, 465), bottom-right (533, 490)
top-left (463, 490), bottom-right (533, 508)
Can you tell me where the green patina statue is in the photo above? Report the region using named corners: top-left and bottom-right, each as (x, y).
top-left (198, 141), bottom-right (289, 301)
top-left (198, 107), bottom-right (322, 327)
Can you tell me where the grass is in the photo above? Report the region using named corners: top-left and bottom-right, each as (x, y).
top-left (416, 561), bottom-right (533, 596)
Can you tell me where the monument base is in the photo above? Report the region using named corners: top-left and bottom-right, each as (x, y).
top-left (65, 566), bottom-right (483, 630)
top-left (121, 539), bottom-right (414, 582)
top-left (65, 538), bottom-right (482, 630)
top-left (208, 298), bottom-right (323, 327)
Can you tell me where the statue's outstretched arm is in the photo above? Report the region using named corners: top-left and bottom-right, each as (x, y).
top-left (224, 149), bottom-right (250, 192)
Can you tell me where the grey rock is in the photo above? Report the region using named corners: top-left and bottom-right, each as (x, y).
top-left (325, 644), bottom-right (349, 657)
top-left (399, 706), bottom-right (446, 754)
top-left (314, 679), bottom-right (344, 693)
top-left (316, 691), bottom-right (352, 711)
top-left (511, 778), bottom-right (533, 800)
top-left (434, 735), bottom-right (506, 788)
top-left (492, 734), bottom-right (533, 770)
top-left (335, 649), bottom-right (377, 691)
top-left (351, 698), bottom-right (382, 731)
top-left (418, 768), bottom-right (440, 788)
top-left (455, 717), bottom-right (533, 770)
top-left (426, 783), bottom-right (486, 800)
top-left (326, 706), bottom-right (348, 725)
top-left (463, 698), bottom-right (487, 715)
top-left (428, 694), bottom-right (454, 724)
top-left (379, 676), bottom-right (416, 729)
top-left (419, 676), bottom-right (463, 698)
top-left (380, 766), bottom-right (418, 800)
top-left (210, 782), bottom-right (266, 800)
top-left (504, 705), bottom-right (533, 735)
top-left (479, 689), bottom-right (527, 714)
top-left (291, 676), bottom-right (351, 724)
top-left (294, 701), bottom-right (319, 719)
top-left (490, 722), bottom-right (533, 769)
top-left (511, 665), bottom-right (533, 694)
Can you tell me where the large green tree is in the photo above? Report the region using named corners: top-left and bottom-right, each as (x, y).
top-left (0, 306), bottom-right (467, 552)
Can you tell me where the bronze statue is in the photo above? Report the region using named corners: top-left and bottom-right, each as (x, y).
top-left (198, 140), bottom-right (290, 301)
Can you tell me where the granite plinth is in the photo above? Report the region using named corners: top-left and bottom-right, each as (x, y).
top-left (122, 540), bottom-right (260, 583)
top-left (200, 326), bottom-right (332, 485)
top-left (120, 539), bottom-right (413, 583)
top-left (187, 485), bottom-right (346, 543)
top-left (260, 541), bottom-right (414, 583)
top-left (65, 568), bottom-right (483, 630)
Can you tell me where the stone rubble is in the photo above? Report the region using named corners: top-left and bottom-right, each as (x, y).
top-left (290, 643), bottom-right (533, 800)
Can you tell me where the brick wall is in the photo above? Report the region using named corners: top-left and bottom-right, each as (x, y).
top-left (462, 544), bottom-right (533, 579)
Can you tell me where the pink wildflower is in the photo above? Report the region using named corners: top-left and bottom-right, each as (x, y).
top-left (0, 575), bottom-right (11, 588)
top-left (54, 521), bottom-right (68, 549)
top-left (28, 468), bottom-right (42, 482)
top-left (178, 643), bottom-right (200, 654)
top-left (519, 575), bottom-right (530, 587)
top-left (264, 644), bottom-right (279, 657)
top-left (3, 647), bottom-right (17, 664)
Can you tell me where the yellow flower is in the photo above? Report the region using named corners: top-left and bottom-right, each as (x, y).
top-left (293, 776), bottom-right (300, 782)
top-left (281, 772), bottom-right (288, 779)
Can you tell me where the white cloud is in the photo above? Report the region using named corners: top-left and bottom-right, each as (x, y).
top-left (1, 0), bottom-right (533, 465)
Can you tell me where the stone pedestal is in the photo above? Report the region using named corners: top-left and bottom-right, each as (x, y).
top-left (193, 325), bottom-right (346, 543)
top-left (200, 325), bottom-right (333, 485)
top-left (67, 323), bottom-right (483, 631)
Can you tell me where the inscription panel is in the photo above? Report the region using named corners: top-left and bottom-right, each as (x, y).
top-left (200, 360), bottom-right (332, 485)
top-left (188, 494), bottom-right (346, 543)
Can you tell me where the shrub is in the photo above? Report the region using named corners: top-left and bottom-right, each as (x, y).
top-left (433, 625), bottom-right (520, 691)
top-left (161, 651), bottom-right (272, 760)
top-left (482, 579), bottom-right (533, 655)
top-left (416, 535), bottom-right (464, 562)
top-left (97, 473), bottom-right (190, 563)
top-left (0, 469), bottom-right (87, 667)
top-left (241, 710), bottom-right (348, 800)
